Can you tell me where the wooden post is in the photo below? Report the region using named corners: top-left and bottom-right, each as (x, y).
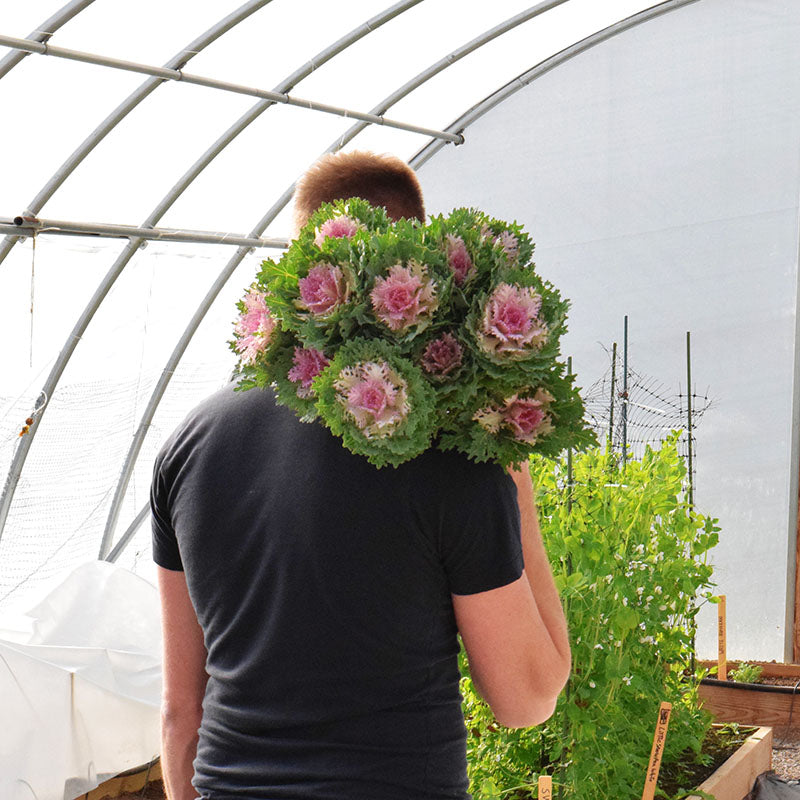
top-left (641, 702), bottom-right (672, 800)
top-left (538, 775), bottom-right (553, 799)
top-left (718, 595), bottom-right (727, 681)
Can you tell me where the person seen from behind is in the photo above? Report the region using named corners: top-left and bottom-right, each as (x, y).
top-left (153, 151), bottom-right (571, 800)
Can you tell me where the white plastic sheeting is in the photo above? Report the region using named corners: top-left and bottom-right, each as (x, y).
top-left (0, 561), bottom-right (161, 800)
top-left (418, 0), bottom-right (800, 660)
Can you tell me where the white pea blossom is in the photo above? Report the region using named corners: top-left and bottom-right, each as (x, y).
top-left (623, 675), bottom-right (632, 685)
top-left (589, 680), bottom-right (596, 688)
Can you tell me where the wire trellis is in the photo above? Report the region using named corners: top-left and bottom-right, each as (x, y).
top-left (582, 338), bottom-right (713, 498)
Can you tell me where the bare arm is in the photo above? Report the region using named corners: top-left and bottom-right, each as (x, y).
top-left (508, 465), bottom-right (571, 666)
top-left (452, 465), bottom-right (570, 728)
top-left (158, 566), bottom-right (208, 800)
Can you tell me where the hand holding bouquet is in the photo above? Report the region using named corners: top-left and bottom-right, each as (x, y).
top-left (231, 198), bottom-right (594, 468)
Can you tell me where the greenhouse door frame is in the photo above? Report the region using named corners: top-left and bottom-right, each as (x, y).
top-left (794, 447), bottom-right (800, 662)
top-left (792, 240), bottom-right (800, 663)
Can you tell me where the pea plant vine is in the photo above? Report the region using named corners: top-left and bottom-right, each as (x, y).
top-left (462, 434), bottom-right (720, 799)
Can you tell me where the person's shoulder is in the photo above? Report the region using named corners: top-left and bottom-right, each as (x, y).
top-left (406, 445), bottom-right (517, 499)
top-left (154, 381), bottom-right (278, 464)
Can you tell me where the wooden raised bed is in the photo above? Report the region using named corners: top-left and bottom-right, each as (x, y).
top-left (685, 726), bottom-right (773, 800)
top-left (81, 759), bottom-right (162, 800)
top-left (82, 742), bottom-right (771, 800)
top-left (698, 660), bottom-right (800, 727)
top-left (78, 724), bottom-right (772, 800)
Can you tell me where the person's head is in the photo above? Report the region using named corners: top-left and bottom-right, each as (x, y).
top-left (292, 150), bottom-right (425, 235)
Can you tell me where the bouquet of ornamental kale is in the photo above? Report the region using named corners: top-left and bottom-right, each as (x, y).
top-left (230, 198), bottom-right (594, 468)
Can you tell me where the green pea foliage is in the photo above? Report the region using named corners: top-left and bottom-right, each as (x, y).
top-left (462, 435), bottom-right (720, 799)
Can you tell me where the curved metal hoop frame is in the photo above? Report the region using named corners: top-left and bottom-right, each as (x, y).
top-left (99, 0), bottom-right (574, 559)
top-left (0, 0), bottom-right (96, 81)
top-left (111, 0), bottom-right (699, 559)
top-left (0, 0), bottom-right (698, 563)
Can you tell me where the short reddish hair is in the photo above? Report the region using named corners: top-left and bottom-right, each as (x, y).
top-left (293, 151), bottom-right (425, 231)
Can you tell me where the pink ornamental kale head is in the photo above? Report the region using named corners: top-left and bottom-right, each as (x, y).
top-left (421, 332), bottom-right (463, 377)
top-left (298, 263), bottom-right (351, 316)
top-left (445, 234), bottom-right (474, 286)
top-left (287, 346), bottom-right (330, 398)
top-left (481, 224), bottom-right (519, 261)
top-left (473, 389), bottom-right (554, 444)
top-left (234, 290), bottom-right (277, 365)
top-left (314, 215), bottom-right (361, 247)
top-left (334, 360), bottom-right (410, 439)
top-left (495, 230), bottom-right (519, 261)
top-left (502, 395), bottom-right (553, 443)
top-left (370, 261), bottom-right (438, 332)
top-left (476, 283), bottom-right (548, 357)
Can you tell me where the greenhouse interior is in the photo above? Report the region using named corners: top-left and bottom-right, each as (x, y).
top-left (1, 0), bottom-right (799, 798)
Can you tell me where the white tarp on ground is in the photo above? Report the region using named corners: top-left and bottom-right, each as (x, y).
top-left (0, 561), bottom-right (161, 800)
top-left (418, 0), bottom-right (800, 661)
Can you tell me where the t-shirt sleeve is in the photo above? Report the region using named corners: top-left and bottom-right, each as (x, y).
top-left (440, 463), bottom-right (523, 595)
top-left (150, 450), bottom-right (184, 571)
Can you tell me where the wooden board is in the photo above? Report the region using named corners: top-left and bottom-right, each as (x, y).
top-left (699, 681), bottom-right (799, 727)
top-left (717, 596), bottom-right (727, 681)
top-left (685, 727), bottom-right (772, 800)
top-left (698, 660), bottom-right (800, 679)
top-left (83, 760), bottom-right (162, 800)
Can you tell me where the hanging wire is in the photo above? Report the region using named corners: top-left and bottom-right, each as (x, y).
top-left (29, 232), bottom-right (36, 368)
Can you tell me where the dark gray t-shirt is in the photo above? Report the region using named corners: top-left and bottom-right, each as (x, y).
top-left (151, 382), bottom-right (523, 800)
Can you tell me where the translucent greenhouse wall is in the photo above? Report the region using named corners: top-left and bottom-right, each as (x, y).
top-left (418, 0), bottom-right (800, 660)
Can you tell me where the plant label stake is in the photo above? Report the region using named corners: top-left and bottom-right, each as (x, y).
top-left (718, 594), bottom-right (727, 680)
top-left (641, 701), bottom-right (671, 800)
top-left (538, 775), bottom-right (552, 799)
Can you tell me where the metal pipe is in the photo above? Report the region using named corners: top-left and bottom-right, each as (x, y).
top-left (410, 0), bottom-right (701, 170)
top-left (609, 341), bottom-right (617, 453)
top-left (0, 0), bottom-right (273, 270)
top-left (0, 0), bottom-right (97, 81)
top-left (0, 0), bottom-right (274, 544)
top-left (0, 33), bottom-right (464, 144)
top-left (104, 503), bottom-right (150, 564)
top-left (622, 315), bottom-right (629, 468)
top-left (567, 355), bottom-right (574, 515)
top-left (2, 215), bottom-right (287, 249)
top-left (785, 195), bottom-right (800, 662)
top-left (686, 330), bottom-right (694, 507)
top-left (97, 0), bottom-right (423, 558)
top-left (99, 1), bottom-right (567, 559)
